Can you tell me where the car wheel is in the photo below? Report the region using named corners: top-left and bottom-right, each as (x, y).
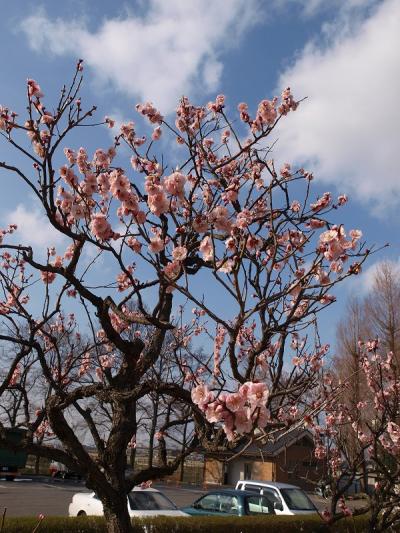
top-left (77, 510), bottom-right (87, 516)
top-left (5, 475), bottom-right (15, 482)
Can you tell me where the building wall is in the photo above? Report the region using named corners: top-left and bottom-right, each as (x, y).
top-left (204, 436), bottom-right (323, 490)
top-left (274, 441), bottom-right (322, 491)
top-left (252, 460), bottom-right (275, 482)
top-left (226, 458), bottom-right (244, 485)
top-left (204, 458), bottom-right (224, 485)
top-left (204, 457), bottom-right (276, 486)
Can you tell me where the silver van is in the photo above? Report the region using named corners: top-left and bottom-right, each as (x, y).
top-left (235, 480), bottom-right (317, 515)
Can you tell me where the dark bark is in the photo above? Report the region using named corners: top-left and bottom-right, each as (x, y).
top-left (103, 497), bottom-right (133, 533)
top-left (34, 454), bottom-right (40, 476)
top-left (179, 421), bottom-right (188, 482)
top-left (148, 393), bottom-right (159, 468)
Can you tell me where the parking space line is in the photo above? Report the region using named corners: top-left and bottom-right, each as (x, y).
top-left (43, 483), bottom-right (70, 490)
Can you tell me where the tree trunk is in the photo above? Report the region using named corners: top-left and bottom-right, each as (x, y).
top-left (103, 499), bottom-right (133, 533)
top-left (148, 393), bottom-right (159, 468)
top-left (129, 446), bottom-right (136, 469)
top-left (179, 421), bottom-right (188, 482)
top-left (34, 454), bottom-right (41, 475)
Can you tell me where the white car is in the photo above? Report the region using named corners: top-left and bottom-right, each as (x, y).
top-left (68, 486), bottom-right (188, 518)
top-left (235, 480), bottom-right (317, 515)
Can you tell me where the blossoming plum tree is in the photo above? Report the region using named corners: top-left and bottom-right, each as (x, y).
top-left (0, 62), bottom-right (371, 533)
top-left (315, 338), bottom-right (400, 531)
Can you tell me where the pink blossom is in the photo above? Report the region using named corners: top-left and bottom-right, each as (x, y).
top-left (235, 209), bottom-right (252, 229)
top-left (247, 382), bottom-right (269, 407)
top-left (149, 236), bottom-right (165, 254)
top-left (290, 200), bottom-right (301, 212)
top-left (221, 129), bottom-right (230, 143)
top-left (41, 271), bottom-right (56, 284)
top-left (136, 102), bottom-right (163, 124)
top-left (234, 408), bottom-right (253, 434)
top-left (105, 116), bottom-right (115, 128)
top-left (191, 383), bottom-right (214, 409)
top-left (172, 246), bottom-right (187, 262)
top-left (308, 219), bottom-right (325, 229)
top-left (120, 121), bottom-right (135, 141)
top-left (280, 163), bottom-right (291, 179)
top-left (199, 236), bottom-right (214, 261)
top-left (8, 364), bottom-right (21, 386)
top-left (193, 215), bottom-right (208, 233)
top-left (256, 98), bottom-right (277, 127)
top-left (207, 94), bottom-right (225, 114)
top-left (225, 392), bottom-right (245, 412)
top-left (278, 87), bottom-right (298, 115)
top-left (164, 171), bottom-right (186, 197)
top-left (163, 260), bottom-right (181, 279)
top-left (311, 192), bottom-right (331, 212)
top-left (349, 229), bottom-right (362, 240)
top-left (314, 444), bottom-right (326, 459)
top-left (110, 170), bottom-right (130, 200)
top-left (152, 126), bottom-right (162, 140)
top-left (90, 214), bottom-right (113, 241)
top-left (387, 422), bottom-right (400, 444)
top-left (246, 235), bottom-right (263, 252)
top-left (27, 79), bottom-right (43, 99)
top-left (40, 111), bottom-right (54, 125)
top-left (147, 188), bottom-right (169, 216)
top-left (127, 237), bottom-right (142, 253)
top-left (208, 206), bottom-right (231, 233)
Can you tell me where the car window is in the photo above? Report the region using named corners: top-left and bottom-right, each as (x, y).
top-left (129, 492), bottom-right (177, 511)
top-left (243, 483), bottom-right (262, 493)
top-left (195, 494), bottom-right (220, 511)
top-left (261, 488), bottom-right (281, 504)
top-left (218, 494), bottom-right (239, 514)
top-left (280, 489), bottom-right (315, 511)
top-left (245, 495), bottom-right (273, 515)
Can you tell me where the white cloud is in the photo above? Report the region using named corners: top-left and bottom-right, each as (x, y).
top-left (20, 0), bottom-right (260, 113)
top-left (275, 0), bottom-right (400, 212)
top-left (356, 257), bottom-right (400, 293)
top-left (3, 204), bottom-right (65, 250)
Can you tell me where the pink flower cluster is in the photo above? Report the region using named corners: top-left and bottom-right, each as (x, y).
top-left (237, 88), bottom-right (298, 133)
top-left (213, 325), bottom-right (226, 376)
top-left (191, 381), bottom-right (269, 440)
top-left (318, 225), bottom-right (362, 268)
top-left (136, 102), bottom-right (163, 125)
top-left (8, 364), bottom-right (21, 386)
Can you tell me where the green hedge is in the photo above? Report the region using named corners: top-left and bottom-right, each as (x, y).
top-left (1, 514), bottom-right (371, 533)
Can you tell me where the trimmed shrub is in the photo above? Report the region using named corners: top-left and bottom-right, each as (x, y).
top-left (1, 514), bottom-right (371, 532)
top-left (1, 516), bottom-right (105, 532)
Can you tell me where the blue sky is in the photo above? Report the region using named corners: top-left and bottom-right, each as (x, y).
top-left (0, 0), bottom-right (399, 353)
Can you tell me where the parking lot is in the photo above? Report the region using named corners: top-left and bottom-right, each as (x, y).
top-left (0, 477), bottom-right (205, 517)
top-left (0, 476), bottom-right (366, 517)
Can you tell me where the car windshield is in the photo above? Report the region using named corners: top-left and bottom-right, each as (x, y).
top-left (129, 491), bottom-right (177, 511)
top-left (280, 488), bottom-right (315, 511)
